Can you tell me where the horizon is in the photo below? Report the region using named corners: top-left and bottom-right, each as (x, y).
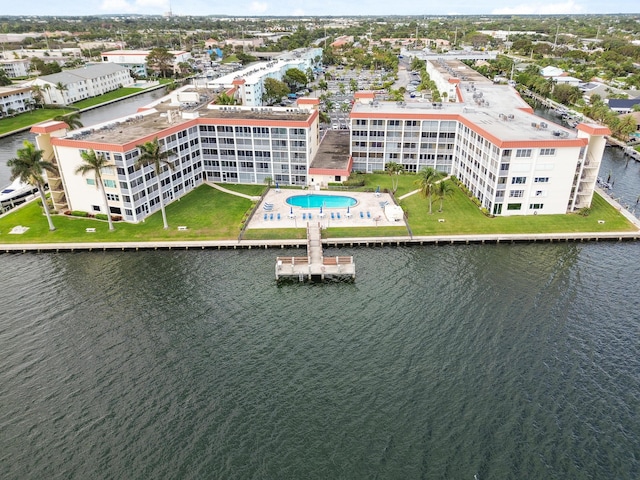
top-left (2, 0), bottom-right (639, 18)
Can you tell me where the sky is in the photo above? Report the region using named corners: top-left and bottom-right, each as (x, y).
top-left (2, 0), bottom-right (638, 17)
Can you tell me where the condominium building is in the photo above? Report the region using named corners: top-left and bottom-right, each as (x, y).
top-left (28, 63), bottom-right (134, 105)
top-left (0, 85), bottom-right (34, 116)
top-left (31, 86), bottom-right (320, 223)
top-left (349, 84), bottom-right (609, 216)
top-left (207, 47), bottom-right (322, 106)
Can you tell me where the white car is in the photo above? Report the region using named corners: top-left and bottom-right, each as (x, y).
top-left (332, 124), bottom-right (339, 130)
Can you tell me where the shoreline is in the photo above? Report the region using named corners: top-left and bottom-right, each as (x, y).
top-left (1, 230), bottom-right (639, 254)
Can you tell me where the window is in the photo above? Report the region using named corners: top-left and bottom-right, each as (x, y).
top-left (529, 203), bottom-right (544, 209)
top-left (507, 203), bottom-right (522, 210)
top-left (86, 178), bottom-right (95, 186)
top-left (516, 149), bottom-right (532, 158)
top-left (103, 179), bottom-right (117, 188)
top-left (92, 205), bottom-right (101, 212)
top-left (509, 190), bottom-right (524, 198)
top-left (511, 176), bottom-right (526, 184)
top-left (106, 193), bottom-right (119, 201)
top-left (540, 148), bottom-right (556, 156)
top-left (534, 177), bottom-right (549, 183)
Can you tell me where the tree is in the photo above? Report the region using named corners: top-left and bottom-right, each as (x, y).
top-left (415, 166), bottom-right (443, 214)
top-left (262, 77), bottom-right (290, 105)
top-left (385, 161), bottom-right (404, 194)
top-left (54, 112), bottom-right (83, 130)
top-left (214, 91), bottom-right (237, 105)
top-left (135, 137), bottom-right (175, 229)
top-left (7, 140), bottom-right (57, 231)
top-left (434, 179), bottom-right (454, 212)
top-left (146, 47), bottom-right (175, 78)
top-left (54, 81), bottom-right (68, 104)
top-left (283, 67), bottom-right (308, 92)
top-left (75, 150), bottom-right (115, 231)
top-left (0, 69), bottom-right (11, 86)
top-left (318, 79), bottom-right (328, 92)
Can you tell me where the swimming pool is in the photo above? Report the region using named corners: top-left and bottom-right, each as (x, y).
top-left (286, 194), bottom-right (357, 209)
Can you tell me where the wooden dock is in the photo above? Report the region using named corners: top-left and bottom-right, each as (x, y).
top-left (275, 222), bottom-right (355, 281)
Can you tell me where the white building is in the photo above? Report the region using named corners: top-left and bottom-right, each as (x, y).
top-left (349, 83), bottom-right (608, 216)
top-left (101, 49), bottom-right (191, 77)
top-left (0, 85), bottom-right (34, 117)
top-left (207, 47), bottom-right (322, 106)
top-left (28, 63), bottom-right (134, 105)
top-left (31, 85), bottom-right (320, 223)
top-left (0, 58), bottom-right (30, 78)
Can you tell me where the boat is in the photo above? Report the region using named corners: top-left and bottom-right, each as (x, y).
top-left (0, 178), bottom-right (38, 206)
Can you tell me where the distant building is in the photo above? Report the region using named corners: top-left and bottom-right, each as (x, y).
top-left (28, 63), bottom-right (134, 105)
top-left (330, 36), bottom-right (354, 48)
top-left (207, 47), bottom-right (322, 107)
top-left (540, 66), bottom-right (564, 78)
top-left (0, 58), bottom-right (30, 78)
top-left (0, 85), bottom-right (34, 116)
top-left (101, 49), bottom-right (191, 78)
top-left (607, 98), bottom-right (640, 114)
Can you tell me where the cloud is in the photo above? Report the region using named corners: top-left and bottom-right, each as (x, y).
top-left (100, 0), bottom-right (168, 13)
top-left (249, 1), bottom-right (269, 13)
top-left (100, 0), bottom-right (136, 13)
top-left (492, 0), bottom-right (583, 15)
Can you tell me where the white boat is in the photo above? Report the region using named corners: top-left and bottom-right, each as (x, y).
top-left (0, 178), bottom-right (38, 205)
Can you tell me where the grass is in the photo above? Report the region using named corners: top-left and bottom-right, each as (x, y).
top-left (0, 180), bottom-right (636, 245)
top-left (71, 88), bottom-right (151, 109)
top-left (0, 108), bottom-right (76, 135)
top-left (0, 184), bottom-right (254, 243)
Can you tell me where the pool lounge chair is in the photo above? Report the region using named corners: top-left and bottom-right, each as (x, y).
top-left (277, 213), bottom-right (281, 220)
top-left (308, 213), bottom-right (312, 220)
top-left (360, 211), bottom-right (364, 219)
top-left (263, 213), bottom-right (267, 220)
top-left (331, 212), bottom-right (335, 220)
top-left (302, 212), bottom-right (307, 220)
top-left (270, 213), bottom-right (274, 220)
top-left (337, 212), bottom-right (341, 219)
top-left (367, 211), bottom-right (371, 218)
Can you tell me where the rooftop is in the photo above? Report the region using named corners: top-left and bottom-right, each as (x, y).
top-left (62, 87), bottom-right (313, 146)
top-left (352, 83), bottom-right (577, 143)
top-left (310, 130), bottom-right (351, 171)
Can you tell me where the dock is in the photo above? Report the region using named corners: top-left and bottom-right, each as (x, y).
top-left (275, 222), bottom-right (355, 282)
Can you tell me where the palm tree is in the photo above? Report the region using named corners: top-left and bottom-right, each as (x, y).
top-left (42, 84), bottom-right (52, 104)
top-left (54, 81), bottom-right (68, 104)
top-left (75, 150), bottom-right (115, 231)
top-left (415, 166), bottom-right (443, 215)
top-left (385, 161), bottom-right (405, 194)
top-left (434, 179), bottom-right (454, 212)
top-left (135, 137), bottom-right (175, 229)
top-left (54, 112), bottom-right (83, 130)
top-left (7, 140), bottom-right (57, 231)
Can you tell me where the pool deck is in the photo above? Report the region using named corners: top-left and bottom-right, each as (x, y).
top-left (249, 189), bottom-right (405, 229)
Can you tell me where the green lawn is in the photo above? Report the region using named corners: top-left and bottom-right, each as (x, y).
top-left (71, 88), bottom-right (149, 109)
top-left (0, 108), bottom-right (76, 136)
top-left (0, 184), bottom-right (255, 243)
top-left (0, 180), bottom-right (635, 245)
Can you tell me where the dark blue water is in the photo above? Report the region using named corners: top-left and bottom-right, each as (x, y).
top-left (1, 243), bottom-right (639, 479)
top-left (1, 102), bottom-right (640, 479)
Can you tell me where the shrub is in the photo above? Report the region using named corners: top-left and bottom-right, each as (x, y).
top-left (95, 213), bottom-right (108, 220)
top-left (70, 210), bottom-right (89, 217)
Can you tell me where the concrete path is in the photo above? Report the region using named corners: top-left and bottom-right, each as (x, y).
top-left (206, 182), bottom-right (261, 201)
top-left (398, 175), bottom-right (451, 200)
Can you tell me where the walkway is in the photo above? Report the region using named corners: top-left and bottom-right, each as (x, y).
top-left (206, 182), bottom-right (261, 201)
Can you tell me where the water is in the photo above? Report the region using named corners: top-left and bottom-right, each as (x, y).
top-left (0, 89), bottom-right (165, 187)
top-left (286, 194), bottom-right (358, 209)
top-left (0, 244), bottom-right (639, 479)
top-left (1, 103), bottom-right (640, 478)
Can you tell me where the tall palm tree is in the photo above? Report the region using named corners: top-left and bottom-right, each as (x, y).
top-left (135, 137), bottom-right (175, 229)
top-left (415, 166), bottom-right (443, 215)
top-left (54, 112), bottom-right (83, 130)
top-left (434, 179), bottom-right (454, 212)
top-left (385, 161), bottom-right (405, 194)
top-left (7, 140), bottom-right (57, 231)
top-left (75, 149), bottom-right (115, 231)
top-left (54, 81), bottom-right (68, 104)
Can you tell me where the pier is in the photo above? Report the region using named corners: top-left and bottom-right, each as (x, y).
top-left (275, 222), bottom-right (355, 282)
